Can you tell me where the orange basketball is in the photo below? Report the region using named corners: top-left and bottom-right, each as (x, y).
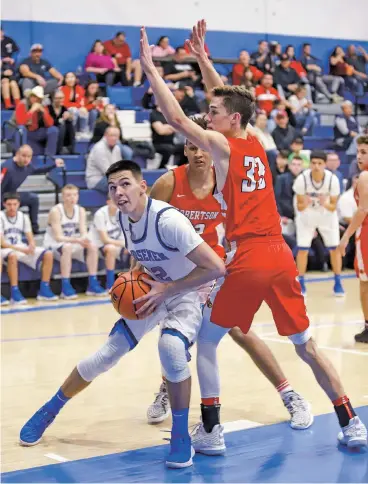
top-left (110, 270), bottom-right (153, 320)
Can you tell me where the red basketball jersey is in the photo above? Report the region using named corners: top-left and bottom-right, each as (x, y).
top-left (354, 170), bottom-right (368, 230)
top-left (218, 136), bottom-right (281, 243)
top-left (169, 165), bottom-right (226, 258)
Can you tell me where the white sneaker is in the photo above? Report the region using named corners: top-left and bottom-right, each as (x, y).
top-left (191, 422), bottom-right (226, 455)
top-left (147, 381), bottom-right (170, 424)
top-left (283, 391), bottom-right (314, 430)
top-left (338, 416), bottom-right (367, 448)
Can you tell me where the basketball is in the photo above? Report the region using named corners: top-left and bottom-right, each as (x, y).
top-left (110, 270), bottom-right (153, 320)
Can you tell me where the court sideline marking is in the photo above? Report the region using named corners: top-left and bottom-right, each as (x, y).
top-left (44, 453), bottom-right (69, 463)
top-left (262, 336), bottom-right (368, 356)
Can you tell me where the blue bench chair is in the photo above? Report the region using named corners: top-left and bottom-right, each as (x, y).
top-left (303, 136), bottom-right (335, 150)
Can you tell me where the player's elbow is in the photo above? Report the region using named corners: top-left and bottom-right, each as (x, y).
top-left (212, 258), bottom-right (226, 279)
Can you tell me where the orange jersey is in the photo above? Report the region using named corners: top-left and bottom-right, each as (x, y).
top-left (218, 136), bottom-right (281, 243)
top-left (169, 165), bottom-right (226, 258)
top-left (354, 173), bottom-right (368, 230)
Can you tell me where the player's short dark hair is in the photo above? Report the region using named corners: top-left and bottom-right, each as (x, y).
top-left (291, 156), bottom-right (304, 163)
top-left (106, 160), bottom-right (143, 181)
top-left (185, 115), bottom-right (208, 145)
top-left (310, 150), bottom-right (327, 162)
top-left (277, 150), bottom-right (289, 159)
top-left (357, 135), bottom-right (368, 145)
top-left (175, 46), bottom-right (185, 53)
top-left (212, 85), bottom-right (255, 128)
top-left (3, 192), bottom-right (20, 203)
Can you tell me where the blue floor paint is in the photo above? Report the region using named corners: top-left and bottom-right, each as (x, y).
top-left (2, 407), bottom-right (367, 483)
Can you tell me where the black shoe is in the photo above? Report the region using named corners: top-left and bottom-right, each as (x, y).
top-left (354, 328), bottom-right (368, 343)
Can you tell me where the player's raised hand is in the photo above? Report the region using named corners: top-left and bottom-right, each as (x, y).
top-left (140, 27), bottom-right (155, 75)
top-left (185, 19), bottom-right (208, 59)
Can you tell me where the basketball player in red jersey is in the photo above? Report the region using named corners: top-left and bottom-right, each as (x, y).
top-left (339, 136), bottom-right (368, 343)
top-left (139, 23), bottom-right (367, 450)
top-left (147, 115), bottom-right (312, 432)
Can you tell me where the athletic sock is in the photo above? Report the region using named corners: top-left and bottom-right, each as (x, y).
top-left (299, 275), bottom-right (305, 282)
top-left (4, 97), bottom-right (12, 109)
top-left (332, 395), bottom-right (356, 428)
top-left (10, 285), bottom-right (19, 295)
top-left (276, 379), bottom-right (293, 398)
top-left (106, 269), bottom-right (115, 289)
top-left (61, 278), bottom-right (71, 289)
top-left (201, 398), bottom-right (221, 433)
top-left (46, 388), bottom-right (70, 414)
top-left (40, 281), bottom-right (49, 290)
top-left (88, 275), bottom-right (97, 285)
top-left (171, 408), bottom-right (189, 438)
top-left (334, 274), bottom-right (341, 282)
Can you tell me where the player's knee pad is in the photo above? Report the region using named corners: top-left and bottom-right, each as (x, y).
top-left (158, 332), bottom-right (190, 383)
top-left (77, 331), bottom-right (132, 382)
top-left (288, 328), bottom-right (311, 346)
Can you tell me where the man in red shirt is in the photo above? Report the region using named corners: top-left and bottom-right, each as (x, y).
top-left (103, 32), bottom-right (142, 86)
top-left (255, 73), bottom-right (280, 116)
top-left (139, 20), bottom-right (367, 465)
top-left (232, 50), bottom-right (263, 86)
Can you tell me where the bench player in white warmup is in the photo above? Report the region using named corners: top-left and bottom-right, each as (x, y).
top-left (20, 160), bottom-right (225, 469)
top-left (293, 150), bottom-right (345, 296)
top-left (43, 184), bottom-right (106, 298)
top-left (1, 192), bottom-right (58, 305)
top-left (88, 198), bottom-right (129, 289)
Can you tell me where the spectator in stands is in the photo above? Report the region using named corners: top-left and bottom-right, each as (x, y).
top-left (151, 36), bottom-right (175, 58)
top-left (150, 105), bottom-right (184, 168)
top-left (288, 137), bottom-right (309, 168)
top-left (174, 85), bottom-right (200, 115)
top-left (326, 152), bottom-right (344, 194)
top-left (272, 111), bottom-right (296, 150)
top-left (1, 29), bottom-right (20, 109)
top-left (232, 50), bottom-right (263, 86)
top-left (272, 149), bottom-right (289, 183)
top-left (289, 85), bottom-right (317, 135)
top-left (84, 81), bottom-right (103, 132)
top-left (85, 40), bottom-right (118, 87)
top-left (250, 40), bottom-right (273, 73)
top-left (43, 184), bottom-right (106, 298)
top-left (268, 98), bottom-right (294, 132)
top-left (269, 41), bottom-right (281, 68)
top-left (334, 100), bottom-right (362, 153)
top-left (15, 86), bottom-right (59, 156)
top-left (1, 192), bottom-right (58, 304)
top-left (338, 174), bottom-right (358, 225)
top-left (19, 44), bottom-right (63, 96)
top-left (49, 90), bottom-right (75, 154)
top-left (274, 54), bottom-right (300, 99)
top-left (86, 126), bottom-right (123, 193)
top-left (275, 156), bottom-right (304, 220)
top-left (300, 43), bottom-right (343, 103)
top-left (329, 46), bottom-right (364, 97)
top-left (90, 104), bottom-right (133, 159)
top-left (252, 111), bottom-right (277, 168)
top-left (284, 45), bottom-right (312, 101)
top-left (60, 72), bottom-right (88, 136)
top-left (1, 144), bottom-right (63, 233)
top-left (255, 73), bottom-right (280, 117)
top-left (103, 32), bottom-right (142, 87)
top-left (346, 45), bottom-right (368, 91)
top-left (164, 47), bottom-right (199, 86)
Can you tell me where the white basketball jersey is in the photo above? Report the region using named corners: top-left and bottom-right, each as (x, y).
top-left (118, 197), bottom-right (202, 282)
top-left (293, 169), bottom-right (340, 212)
top-left (0, 210), bottom-right (29, 245)
top-left (89, 205), bottom-right (124, 248)
top-left (44, 203), bottom-right (81, 247)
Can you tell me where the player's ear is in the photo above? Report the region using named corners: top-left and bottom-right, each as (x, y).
top-left (184, 144), bottom-right (188, 158)
top-left (140, 179), bottom-right (148, 194)
top-left (231, 112), bottom-right (242, 126)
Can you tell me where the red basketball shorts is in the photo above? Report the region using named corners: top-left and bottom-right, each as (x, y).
top-left (355, 225), bottom-right (368, 282)
top-left (210, 238), bottom-right (310, 336)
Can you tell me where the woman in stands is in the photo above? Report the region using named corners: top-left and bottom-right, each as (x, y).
top-left (60, 72), bottom-right (88, 137)
top-left (329, 46), bottom-right (363, 96)
top-left (90, 103), bottom-right (133, 160)
top-left (85, 40), bottom-right (120, 87)
top-left (84, 81), bottom-right (103, 132)
top-left (151, 36), bottom-right (175, 58)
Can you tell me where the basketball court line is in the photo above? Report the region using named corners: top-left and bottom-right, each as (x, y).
top-left (44, 453), bottom-right (69, 463)
top-left (262, 336), bottom-right (368, 356)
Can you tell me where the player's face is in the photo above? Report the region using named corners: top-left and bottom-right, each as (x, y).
top-left (184, 141), bottom-right (212, 170)
top-left (62, 189), bottom-right (79, 206)
top-left (108, 170), bottom-right (147, 215)
top-left (357, 143), bottom-right (368, 170)
top-left (4, 199), bottom-right (20, 217)
top-left (206, 97), bottom-right (238, 134)
top-left (310, 158), bottom-right (326, 175)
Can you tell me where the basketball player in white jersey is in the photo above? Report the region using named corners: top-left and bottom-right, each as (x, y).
top-left (147, 116), bottom-right (312, 436)
top-left (293, 151), bottom-right (344, 296)
top-left (88, 198), bottom-right (129, 289)
top-left (20, 160), bottom-right (225, 469)
top-left (43, 184), bottom-right (106, 299)
top-left (1, 192), bottom-right (58, 304)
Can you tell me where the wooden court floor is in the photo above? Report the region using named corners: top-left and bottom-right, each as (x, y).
top-left (1, 275), bottom-right (367, 473)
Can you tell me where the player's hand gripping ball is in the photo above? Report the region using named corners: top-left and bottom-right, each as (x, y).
top-left (110, 270), bottom-right (153, 320)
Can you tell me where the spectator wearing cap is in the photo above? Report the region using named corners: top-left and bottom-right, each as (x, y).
top-left (250, 40), bottom-right (273, 73)
top-left (271, 110), bottom-right (296, 151)
top-left (326, 152), bottom-right (344, 194)
top-left (103, 32), bottom-right (142, 87)
top-left (288, 137), bottom-right (310, 168)
top-left (334, 100), bottom-right (362, 154)
top-left (15, 86), bottom-right (59, 156)
top-left (1, 28), bottom-right (21, 109)
top-left (19, 44), bottom-right (63, 96)
top-left (289, 85), bottom-right (317, 136)
top-left (232, 50), bottom-right (263, 86)
top-left (164, 47), bottom-right (199, 87)
top-left (274, 54), bottom-right (300, 99)
top-left (255, 73), bottom-right (280, 117)
top-left (151, 36), bottom-right (176, 58)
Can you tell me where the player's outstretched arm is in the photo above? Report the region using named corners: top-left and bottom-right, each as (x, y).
top-left (140, 27), bottom-right (229, 160)
top-left (185, 19), bottom-right (224, 91)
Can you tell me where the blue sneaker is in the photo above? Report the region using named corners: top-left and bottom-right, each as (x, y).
top-left (333, 279), bottom-right (345, 297)
top-left (11, 287), bottom-right (27, 305)
top-left (166, 436), bottom-right (195, 469)
top-left (298, 277), bottom-right (306, 296)
top-left (86, 282), bottom-right (108, 296)
top-left (1, 295), bottom-right (9, 306)
top-left (60, 282), bottom-right (78, 300)
top-left (19, 404), bottom-right (57, 446)
top-left (37, 284), bottom-right (59, 301)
